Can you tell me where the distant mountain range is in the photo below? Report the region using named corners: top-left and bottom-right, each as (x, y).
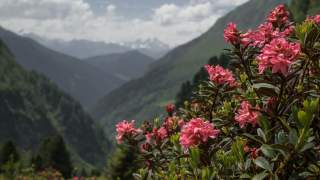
top-left (0, 27), bottom-right (126, 108)
top-left (0, 40), bottom-right (109, 167)
top-left (85, 50), bottom-right (155, 81)
top-left (91, 0), bottom-right (290, 135)
top-left (24, 33), bottom-right (170, 59)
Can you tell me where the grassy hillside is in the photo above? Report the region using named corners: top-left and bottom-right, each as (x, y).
top-left (0, 40), bottom-right (109, 167)
top-left (92, 0), bottom-right (289, 135)
top-left (0, 27), bottom-right (124, 108)
top-left (85, 50), bottom-right (155, 81)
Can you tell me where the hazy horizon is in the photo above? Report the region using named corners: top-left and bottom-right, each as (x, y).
top-left (0, 0), bottom-right (248, 47)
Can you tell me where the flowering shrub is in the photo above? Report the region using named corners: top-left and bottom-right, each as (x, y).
top-left (115, 4), bottom-right (320, 179)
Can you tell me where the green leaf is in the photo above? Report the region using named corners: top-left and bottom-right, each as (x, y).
top-left (254, 157), bottom-right (272, 171)
top-left (257, 128), bottom-right (267, 143)
top-left (243, 133), bottom-right (264, 145)
top-left (309, 98), bottom-right (319, 113)
top-left (299, 142), bottom-right (314, 153)
top-left (289, 129), bottom-right (298, 145)
top-left (275, 131), bottom-right (287, 144)
top-left (258, 116), bottom-right (270, 138)
top-left (252, 83), bottom-right (280, 93)
top-left (297, 111), bottom-right (308, 126)
top-left (260, 144), bottom-right (276, 158)
top-left (189, 147), bottom-right (200, 168)
top-left (244, 158), bottom-right (251, 170)
top-left (252, 171), bottom-right (268, 180)
top-left (240, 173), bottom-right (251, 179)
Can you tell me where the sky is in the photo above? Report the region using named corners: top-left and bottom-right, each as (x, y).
top-left (0, 0), bottom-right (249, 46)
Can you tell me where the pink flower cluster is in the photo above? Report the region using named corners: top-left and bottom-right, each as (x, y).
top-left (224, 23), bottom-right (251, 46)
top-left (267, 4), bottom-right (289, 25)
top-left (235, 101), bottom-right (259, 128)
top-left (166, 103), bottom-right (175, 115)
top-left (116, 120), bottom-right (141, 144)
top-left (257, 38), bottom-right (301, 76)
top-left (205, 65), bottom-right (237, 87)
top-left (308, 15), bottom-right (320, 24)
top-left (224, 23), bottom-right (239, 45)
top-left (179, 118), bottom-right (220, 148)
top-left (224, 5), bottom-right (292, 48)
top-left (245, 22), bottom-right (294, 48)
top-left (244, 145), bottom-right (260, 159)
top-left (145, 127), bottom-right (168, 144)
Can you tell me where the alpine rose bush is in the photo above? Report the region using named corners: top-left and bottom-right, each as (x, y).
top-left (115, 4), bottom-right (320, 179)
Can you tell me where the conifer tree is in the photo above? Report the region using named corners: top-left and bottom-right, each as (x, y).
top-left (106, 144), bottom-right (140, 180)
top-left (0, 141), bottom-right (19, 165)
top-left (37, 135), bottom-right (73, 178)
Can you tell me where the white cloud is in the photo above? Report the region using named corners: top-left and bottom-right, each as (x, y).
top-left (0, 0), bottom-right (249, 46)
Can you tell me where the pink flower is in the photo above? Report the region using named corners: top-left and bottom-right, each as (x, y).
top-left (224, 22), bottom-right (253, 47)
top-left (146, 127), bottom-right (168, 144)
top-left (244, 145), bottom-right (250, 153)
top-left (267, 4), bottom-right (290, 26)
top-left (240, 31), bottom-right (253, 47)
top-left (163, 117), bottom-right (174, 131)
top-left (140, 143), bottom-right (151, 152)
top-left (245, 23), bottom-right (294, 48)
top-left (205, 65), bottom-right (237, 87)
top-left (116, 120), bottom-right (141, 144)
top-left (307, 15), bottom-right (320, 24)
top-left (178, 119), bottom-right (185, 128)
top-left (281, 25), bottom-right (295, 37)
top-left (224, 22), bottom-right (239, 45)
top-left (153, 127), bottom-right (168, 141)
top-left (257, 38), bottom-right (301, 76)
top-left (165, 103), bottom-right (175, 115)
top-left (145, 132), bottom-right (153, 143)
top-left (179, 118), bottom-right (220, 148)
top-left (235, 101), bottom-right (259, 128)
top-left (249, 147), bottom-right (260, 159)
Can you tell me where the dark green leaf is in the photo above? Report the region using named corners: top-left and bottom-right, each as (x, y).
top-left (260, 144), bottom-right (276, 158)
top-left (254, 157), bottom-right (272, 171)
top-left (257, 128), bottom-right (267, 143)
top-left (289, 129), bottom-right (298, 145)
top-left (252, 171), bottom-right (268, 180)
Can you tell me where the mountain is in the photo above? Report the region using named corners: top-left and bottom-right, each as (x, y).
top-left (123, 38), bottom-right (171, 59)
top-left (24, 33), bottom-right (131, 59)
top-left (85, 50), bottom-right (155, 81)
top-left (25, 34), bottom-right (170, 60)
top-left (0, 27), bottom-right (124, 108)
top-left (0, 40), bottom-right (109, 167)
top-left (91, 0), bottom-right (289, 135)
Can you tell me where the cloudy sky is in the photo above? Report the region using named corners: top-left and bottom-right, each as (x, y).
top-left (0, 0), bottom-right (249, 46)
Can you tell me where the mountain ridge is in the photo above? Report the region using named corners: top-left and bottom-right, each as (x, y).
top-left (85, 50), bottom-right (155, 81)
top-left (0, 27), bottom-right (124, 108)
top-left (0, 40), bottom-right (109, 167)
